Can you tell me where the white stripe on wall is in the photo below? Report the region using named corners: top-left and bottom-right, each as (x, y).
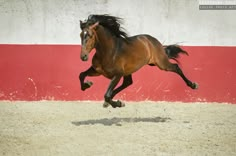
top-left (0, 0), bottom-right (235, 46)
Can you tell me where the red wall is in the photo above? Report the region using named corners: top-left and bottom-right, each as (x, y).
top-left (0, 45), bottom-right (235, 103)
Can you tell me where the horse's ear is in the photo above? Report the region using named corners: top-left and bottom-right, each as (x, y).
top-left (90, 22), bottom-right (99, 30)
top-left (80, 20), bottom-right (85, 30)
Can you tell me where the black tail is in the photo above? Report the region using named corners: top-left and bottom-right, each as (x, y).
top-left (164, 45), bottom-right (188, 63)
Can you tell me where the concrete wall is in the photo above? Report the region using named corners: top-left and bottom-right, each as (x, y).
top-left (0, 0), bottom-right (235, 103)
top-left (0, 0), bottom-right (235, 45)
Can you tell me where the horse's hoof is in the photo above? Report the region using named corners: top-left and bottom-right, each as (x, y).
top-left (81, 81), bottom-right (93, 91)
top-left (117, 100), bottom-right (125, 107)
top-left (85, 81), bottom-right (93, 87)
top-left (103, 102), bottom-right (110, 108)
top-left (192, 82), bottom-right (199, 89)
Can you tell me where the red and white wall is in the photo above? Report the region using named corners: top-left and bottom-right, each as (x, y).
top-left (0, 0), bottom-right (235, 103)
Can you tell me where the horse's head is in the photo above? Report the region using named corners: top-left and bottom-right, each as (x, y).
top-left (80, 21), bottom-right (99, 61)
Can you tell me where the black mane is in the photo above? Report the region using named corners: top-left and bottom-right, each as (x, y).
top-left (84, 14), bottom-right (129, 40)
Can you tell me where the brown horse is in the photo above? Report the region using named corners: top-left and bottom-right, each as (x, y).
top-left (79, 15), bottom-right (198, 108)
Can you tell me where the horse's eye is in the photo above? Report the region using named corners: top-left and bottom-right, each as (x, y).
top-left (83, 31), bottom-right (89, 39)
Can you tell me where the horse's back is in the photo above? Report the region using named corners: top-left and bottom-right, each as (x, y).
top-left (126, 34), bottom-right (167, 62)
top-left (114, 34), bottom-right (166, 75)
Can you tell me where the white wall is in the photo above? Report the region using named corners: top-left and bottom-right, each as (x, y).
top-left (0, 0), bottom-right (235, 45)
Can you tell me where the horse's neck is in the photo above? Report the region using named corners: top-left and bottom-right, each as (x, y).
top-left (95, 27), bottom-right (116, 56)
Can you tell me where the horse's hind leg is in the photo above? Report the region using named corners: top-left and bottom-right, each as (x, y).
top-left (104, 75), bottom-right (123, 108)
top-left (157, 61), bottom-right (198, 89)
top-left (79, 66), bottom-right (100, 91)
top-left (111, 75), bottom-right (133, 99)
top-left (103, 75), bottom-right (133, 108)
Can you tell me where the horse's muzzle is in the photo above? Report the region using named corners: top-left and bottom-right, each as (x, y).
top-left (81, 54), bottom-right (88, 61)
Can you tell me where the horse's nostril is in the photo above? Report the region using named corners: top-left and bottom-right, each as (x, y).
top-left (81, 55), bottom-right (88, 61)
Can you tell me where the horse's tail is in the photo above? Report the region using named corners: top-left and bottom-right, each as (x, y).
top-left (164, 45), bottom-right (188, 63)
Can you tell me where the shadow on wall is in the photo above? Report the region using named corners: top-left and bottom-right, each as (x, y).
top-left (71, 116), bottom-right (171, 126)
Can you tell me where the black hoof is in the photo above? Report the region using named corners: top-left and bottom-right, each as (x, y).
top-left (117, 100), bottom-right (125, 107)
top-left (112, 100), bottom-right (125, 108)
top-left (81, 81), bottom-right (93, 91)
top-left (191, 82), bottom-right (198, 89)
top-left (103, 100), bottom-right (125, 108)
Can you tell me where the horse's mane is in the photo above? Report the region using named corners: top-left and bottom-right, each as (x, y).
top-left (84, 14), bottom-right (129, 40)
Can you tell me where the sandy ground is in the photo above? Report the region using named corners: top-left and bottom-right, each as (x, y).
top-left (0, 101), bottom-right (235, 156)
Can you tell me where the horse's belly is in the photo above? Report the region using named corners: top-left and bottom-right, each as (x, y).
top-left (93, 65), bottom-right (114, 79)
top-left (123, 65), bottom-right (143, 75)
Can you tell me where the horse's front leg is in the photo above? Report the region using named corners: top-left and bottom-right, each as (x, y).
top-left (79, 66), bottom-right (100, 91)
top-left (104, 75), bottom-right (124, 108)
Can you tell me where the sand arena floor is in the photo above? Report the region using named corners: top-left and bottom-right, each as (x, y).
top-left (0, 101), bottom-right (235, 156)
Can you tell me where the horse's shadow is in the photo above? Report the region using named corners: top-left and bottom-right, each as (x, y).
top-left (71, 116), bottom-right (171, 126)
